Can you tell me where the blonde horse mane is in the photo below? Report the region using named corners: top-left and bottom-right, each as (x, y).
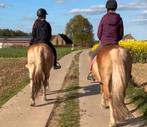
top-left (25, 43), bottom-right (54, 106)
top-left (92, 45), bottom-right (132, 126)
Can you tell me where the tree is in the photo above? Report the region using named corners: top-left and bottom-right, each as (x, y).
top-left (65, 15), bottom-right (94, 47)
top-left (0, 29), bottom-right (30, 38)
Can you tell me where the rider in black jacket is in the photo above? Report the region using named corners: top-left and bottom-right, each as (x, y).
top-left (30, 8), bottom-right (61, 69)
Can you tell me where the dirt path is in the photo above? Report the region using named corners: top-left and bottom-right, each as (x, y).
top-left (79, 50), bottom-right (109, 127)
top-left (0, 51), bottom-right (80, 127)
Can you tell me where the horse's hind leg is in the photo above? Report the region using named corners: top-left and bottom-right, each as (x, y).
top-left (42, 81), bottom-right (47, 101)
top-left (101, 75), bottom-right (117, 126)
top-left (31, 96), bottom-right (35, 106)
top-left (31, 85), bottom-right (36, 106)
top-left (101, 92), bottom-right (109, 108)
top-left (26, 63), bottom-right (34, 88)
top-left (42, 74), bottom-right (49, 101)
top-left (27, 64), bottom-right (36, 106)
top-left (101, 77), bottom-right (111, 108)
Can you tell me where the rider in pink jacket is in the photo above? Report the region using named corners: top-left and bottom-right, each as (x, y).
top-left (98, 0), bottom-right (124, 47)
top-left (88, 0), bottom-right (124, 80)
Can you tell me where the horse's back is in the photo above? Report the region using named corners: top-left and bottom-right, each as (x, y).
top-left (26, 43), bottom-right (54, 70)
top-left (27, 43), bottom-right (53, 58)
top-left (96, 45), bottom-right (132, 82)
top-left (97, 45), bottom-right (131, 66)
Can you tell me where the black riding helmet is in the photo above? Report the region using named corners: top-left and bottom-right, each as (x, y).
top-left (106, 0), bottom-right (118, 11)
top-left (37, 8), bottom-right (48, 17)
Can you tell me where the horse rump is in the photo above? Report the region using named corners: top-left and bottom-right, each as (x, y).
top-left (26, 43), bottom-right (54, 106)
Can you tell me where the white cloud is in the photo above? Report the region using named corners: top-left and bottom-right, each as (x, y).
top-left (68, 1), bottom-right (147, 15)
top-left (0, 3), bottom-right (8, 8)
top-left (54, 0), bottom-right (65, 4)
top-left (68, 5), bottom-right (105, 15)
top-left (134, 10), bottom-right (147, 24)
top-left (21, 16), bottom-right (35, 22)
top-left (118, 2), bottom-right (147, 11)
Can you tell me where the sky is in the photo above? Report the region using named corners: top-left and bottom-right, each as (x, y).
top-left (0, 0), bottom-right (147, 40)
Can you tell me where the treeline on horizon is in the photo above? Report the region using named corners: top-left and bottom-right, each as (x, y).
top-left (0, 29), bottom-right (31, 38)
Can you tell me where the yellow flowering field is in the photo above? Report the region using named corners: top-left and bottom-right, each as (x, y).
top-left (91, 40), bottom-right (147, 63)
top-left (119, 40), bottom-right (147, 54)
top-left (119, 40), bottom-right (147, 63)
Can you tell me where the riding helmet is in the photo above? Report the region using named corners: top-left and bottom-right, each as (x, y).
top-left (106, 0), bottom-right (118, 11)
top-left (37, 8), bottom-right (48, 17)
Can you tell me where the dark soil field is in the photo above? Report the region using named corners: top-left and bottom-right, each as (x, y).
top-left (132, 63), bottom-right (147, 92)
top-left (0, 58), bottom-right (29, 106)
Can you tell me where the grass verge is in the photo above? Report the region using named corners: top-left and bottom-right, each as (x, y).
top-left (59, 53), bottom-right (80, 127)
top-left (0, 47), bottom-right (75, 58)
top-left (127, 84), bottom-right (147, 119)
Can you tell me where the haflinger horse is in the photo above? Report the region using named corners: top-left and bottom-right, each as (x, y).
top-left (91, 45), bottom-right (133, 127)
top-left (25, 43), bottom-right (54, 106)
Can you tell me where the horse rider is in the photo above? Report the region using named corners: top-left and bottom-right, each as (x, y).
top-left (87, 0), bottom-right (124, 80)
top-left (30, 8), bottom-right (61, 69)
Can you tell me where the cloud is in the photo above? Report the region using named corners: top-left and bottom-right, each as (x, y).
top-left (0, 3), bottom-right (8, 8)
top-left (132, 18), bottom-right (147, 25)
top-left (54, 0), bottom-right (65, 4)
top-left (140, 10), bottom-right (147, 18)
top-left (133, 10), bottom-right (147, 24)
top-left (68, 5), bottom-right (105, 15)
top-left (68, 1), bottom-right (147, 15)
top-left (118, 2), bottom-right (147, 11)
top-left (21, 16), bottom-right (35, 22)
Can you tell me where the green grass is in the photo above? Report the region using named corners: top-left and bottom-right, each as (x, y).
top-left (56, 47), bottom-right (74, 60)
top-left (127, 84), bottom-right (147, 119)
top-left (60, 85), bottom-right (80, 127)
top-left (0, 47), bottom-right (27, 58)
top-left (0, 47), bottom-right (74, 58)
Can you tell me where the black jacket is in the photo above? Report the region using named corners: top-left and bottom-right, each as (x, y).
top-left (31, 19), bottom-right (52, 44)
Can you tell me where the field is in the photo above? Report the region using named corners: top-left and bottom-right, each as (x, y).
top-left (0, 47), bottom-right (73, 107)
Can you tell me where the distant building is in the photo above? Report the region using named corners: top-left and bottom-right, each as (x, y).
top-left (0, 38), bottom-right (30, 48)
top-left (123, 34), bottom-right (136, 41)
top-left (51, 34), bottom-right (73, 46)
top-left (0, 34), bottom-right (73, 48)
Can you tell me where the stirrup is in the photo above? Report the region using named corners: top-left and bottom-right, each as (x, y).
top-left (87, 72), bottom-right (94, 80)
top-left (54, 62), bottom-right (61, 69)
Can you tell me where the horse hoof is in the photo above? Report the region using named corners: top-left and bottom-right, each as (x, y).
top-left (109, 122), bottom-right (117, 127)
top-left (30, 101), bottom-right (36, 106)
top-left (46, 86), bottom-right (50, 90)
top-left (30, 103), bottom-right (35, 107)
top-left (43, 97), bottom-right (47, 101)
top-left (102, 105), bottom-right (109, 109)
top-left (101, 102), bottom-right (109, 109)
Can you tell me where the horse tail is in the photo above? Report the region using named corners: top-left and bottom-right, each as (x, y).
top-left (111, 47), bottom-right (132, 121)
top-left (32, 47), bottom-right (45, 100)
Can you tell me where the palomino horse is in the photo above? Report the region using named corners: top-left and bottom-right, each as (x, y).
top-left (91, 45), bottom-right (133, 127)
top-left (25, 43), bottom-right (54, 106)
